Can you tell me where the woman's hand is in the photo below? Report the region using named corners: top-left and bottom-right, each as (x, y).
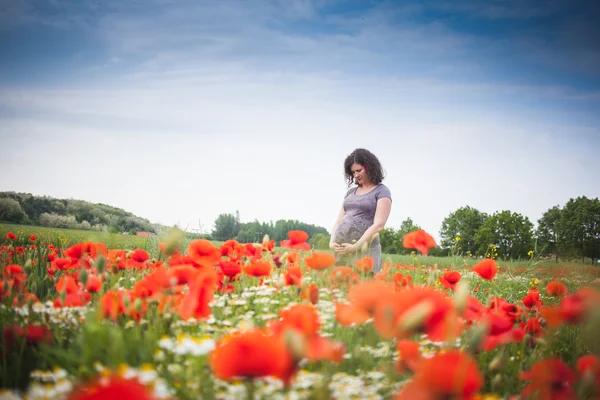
top-left (329, 242), bottom-right (342, 251)
top-left (335, 243), bottom-right (358, 255)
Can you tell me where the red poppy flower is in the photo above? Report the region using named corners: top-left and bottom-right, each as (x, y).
top-left (402, 230), bottom-right (436, 255)
top-left (472, 259), bottom-right (497, 280)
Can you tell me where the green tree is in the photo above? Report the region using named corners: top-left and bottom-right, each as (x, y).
top-left (0, 191), bottom-right (161, 233)
top-left (475, 210), bottom-right (534, 259)
top-left (440, 206), bottom-right (488, 255)
top-left (309, 233), bottom-right (330, 250)
top-left (236, 228), bottom-right (256, 243)
top-left (380, 218), bottom-right (422, 254)
top-left (272, 219), bottom-right (328, 242)
top-left (559, 196), bottom-right (600, 264)
top-left (398, 218), bottom-right (425, 255)
top-left (212, 213), bottom-right (241, 241)
top-left (0, 198), bottom-right (28, 223)
top-left (536, 205), bottom-right (563, 261)
top-left (20, 196), bottom-right (56, 223)
top-left (379, 228), bottom-right (399, 254)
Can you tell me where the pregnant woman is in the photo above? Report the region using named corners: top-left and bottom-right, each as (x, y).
top-left (330, 148), bottom-right (392, 273)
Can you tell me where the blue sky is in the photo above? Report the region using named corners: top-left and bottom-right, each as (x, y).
top-left (1, 0), bottom-right (599, 240)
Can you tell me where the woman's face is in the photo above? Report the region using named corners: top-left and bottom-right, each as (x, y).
top-left (351, 163), bottom-right (368, 186)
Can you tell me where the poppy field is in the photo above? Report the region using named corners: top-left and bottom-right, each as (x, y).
top-left (1, 226), bottom-right (600, 400)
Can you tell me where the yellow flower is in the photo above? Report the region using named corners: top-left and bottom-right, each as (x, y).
top-left (528, 250), bottom-right (534, 257)
top-left (455, 236), bottom-right (460, 241)
top-left (475, 394), bottom-right (501, 400)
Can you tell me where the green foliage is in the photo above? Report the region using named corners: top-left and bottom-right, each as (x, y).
top-left (309, 233), bottom-right (330, 250)
top-left (211, 213), bottom-right (240, 241)
top-left (0, 198), bottom-right (28, 223)
top-left (440, 206), bottom-right (488, 255)
top-left (536, 205), bottom-right (563, 260)
top-left (0, 223), bottom-right (158, 257)
top-left (432, 196), bottom-right (600, 264)
top-left (533, 197), bottom-right (600, 264)
top-left (475, 210), bottom-right (534, 259)
top-left (559, 196), bottom-right (600, 263)
top-left (0, 192), bottom-right (160, 234)
top-left (379, 217), bottom-right (423, 254)
top-left (237, 219), bottom-right (272, 243)
top-left (270, 219), bottom-right (328, 242)
top-left (378, 228), bottom-right (398, 254)
top-left (212, 214), bottom-right (329, 244)
top-left (42, 308), bottom-right (172, 377)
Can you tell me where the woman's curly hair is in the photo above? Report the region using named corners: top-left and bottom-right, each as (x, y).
top-left (344, 148), bottom-right (386, 187)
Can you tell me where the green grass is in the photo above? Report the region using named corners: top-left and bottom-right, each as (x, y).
top-left (0, 223), bottom-right (225, 258)
top-left (3, 223), bottom-right (596, 270)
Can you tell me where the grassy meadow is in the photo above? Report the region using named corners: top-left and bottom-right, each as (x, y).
top-left (0, 223), bottom-right (213, 256)
top-left (1, 223), bottom-right (599, 400)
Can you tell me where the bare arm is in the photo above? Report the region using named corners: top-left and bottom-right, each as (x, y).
top-left (329, 205), bottom-right (346, 245)
top-left (353, 197), bottom-right (392, 250)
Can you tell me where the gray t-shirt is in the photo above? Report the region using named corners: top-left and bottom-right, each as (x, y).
top-left (333, 183), bottom-right (392, 246)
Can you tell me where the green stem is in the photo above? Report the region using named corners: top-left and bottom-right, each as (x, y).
top-left (15, 336), bottom-right (27, 389)
top-left (244, 378), bottom-right (256, 400)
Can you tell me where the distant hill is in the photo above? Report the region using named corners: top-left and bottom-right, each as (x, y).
top-left (0, 191), bottom-right (163, 234)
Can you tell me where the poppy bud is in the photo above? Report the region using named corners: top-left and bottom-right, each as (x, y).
top-left (454, 280), bottom-right (469, 313)
top-left (96, 254), bottom-right (106, 275)
top-left (426, 270), bottom-right (437, 287)
top-left (370, 232), bottom-right (379, 243)
top-left (361, 242), bottom-right (368, 253)
top-left (580, 369), bottom-right (596, 393)
top-left (491, 374), bottom-right (502, 390)
top-left (134, 298), bottom-right (143, 313)
top-left (276, 274), bottom-right (287, 288)
top-left (465, 321), bottom-right (489, 354)
top-left (398, 300), bottom-right (434, 333)
top-left (110, 263), bottom-right (119, 274)
top-left (489, 352), bottom-right (506, 373)
top-left (79, 268), bottom-right (89, 287)
top-left (123, 293), bottom-right (131, 310)
top-left (164, 228), bottom-right (183, 256)
top-left (283, 328), bottom-right (307, 361)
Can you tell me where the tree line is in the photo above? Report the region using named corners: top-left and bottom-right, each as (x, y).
top-left (211, 213), bottom-right (328, 244)
top-left (387, 196), bottom-right (599, 263)
top-left (212, 195), bottom-right (599, 263)
top-left (0, 192), bottom-right (160, 234)
top-left (3, 190), bottom-right (598, 263)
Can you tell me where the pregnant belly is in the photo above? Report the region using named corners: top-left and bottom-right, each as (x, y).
top-left (334, 217), bottom-right (367, 244)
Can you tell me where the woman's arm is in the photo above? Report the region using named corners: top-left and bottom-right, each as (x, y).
top-left (337, 198), bottom-right (391, 254)
top-left (329, 205), bottom-right (346, 248)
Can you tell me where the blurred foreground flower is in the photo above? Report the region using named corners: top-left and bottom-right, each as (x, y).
top-left (402, 230), bottom-right (436, 255)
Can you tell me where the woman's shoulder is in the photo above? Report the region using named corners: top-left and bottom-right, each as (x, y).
top-left (344, 186), bottom-right (357, 198)
top-left (375, 183), bottom-right (392, 199)
top-left (376, 183), bottom-right (391, 192)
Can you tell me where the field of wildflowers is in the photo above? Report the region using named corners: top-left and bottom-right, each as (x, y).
top-left (1, 224), bottom-right (599, 400)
